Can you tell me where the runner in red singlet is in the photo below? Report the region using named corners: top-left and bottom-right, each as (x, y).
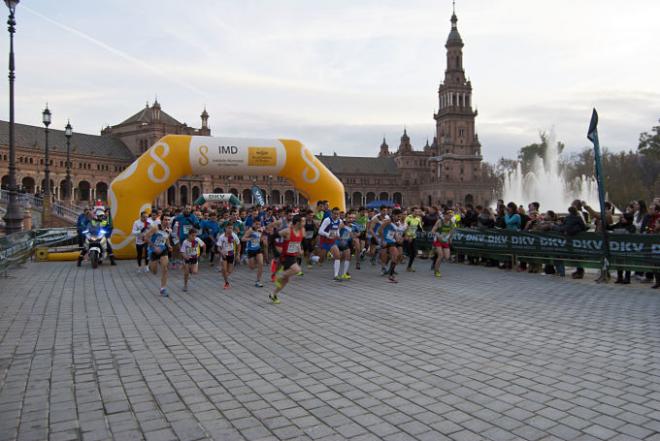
top-left (269, 215), bottom-right (304, 304)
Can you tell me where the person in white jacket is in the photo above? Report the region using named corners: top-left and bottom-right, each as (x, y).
top-left (132, 211), bottom-right (153, 273)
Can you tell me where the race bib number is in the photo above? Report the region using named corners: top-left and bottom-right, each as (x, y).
top-left (182, 224), bottom-right (192, 235)
top-left (287, 242), bottom-right (301, 254)
top-left (304, 230), bottom-right (314, 239)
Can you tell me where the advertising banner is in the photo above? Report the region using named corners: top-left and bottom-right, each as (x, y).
top-left (415, 228), bottom-right (659, 270)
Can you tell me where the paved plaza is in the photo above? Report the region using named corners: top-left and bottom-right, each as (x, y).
top-left (0, 260), bottom-right (659, 441)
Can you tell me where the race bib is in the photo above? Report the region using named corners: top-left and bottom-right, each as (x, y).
top-left (182, 224), bottom-right (192, 235)
top-left (304, 230), bottom-right (314, 239)
top-left (287, 242), bottom-right (301, 254)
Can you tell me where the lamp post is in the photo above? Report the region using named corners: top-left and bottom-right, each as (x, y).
top-left (64, 120), bottom-right (72, 202)
top-left (268, 175), bottom-right (273, 206)
top-left (41, 105), bottom-right (52, 226)
top-left (2, 0), bottom-right (22, 234)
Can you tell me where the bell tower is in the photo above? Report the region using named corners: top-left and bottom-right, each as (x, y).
top-left (433, 3), bottom-right (482, 184)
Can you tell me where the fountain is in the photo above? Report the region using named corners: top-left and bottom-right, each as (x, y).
top-left (501, 132), bottom-right (599, 212)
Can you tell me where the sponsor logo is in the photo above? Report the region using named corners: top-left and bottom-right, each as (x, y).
top-left (218, 145), bottom-right (239, 155)
top-left (248, 147), bottom-right (277, 166)
top-left (198, 145), bottom-right (209, 166)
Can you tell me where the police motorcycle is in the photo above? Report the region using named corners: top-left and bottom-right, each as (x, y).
top-left (77, 207), bottom-right (115, 268)
top-left (83, 224), bottom-right (108, 268)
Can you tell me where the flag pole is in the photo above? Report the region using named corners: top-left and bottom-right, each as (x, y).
top-left (587, 108), bottom-right (611, 282)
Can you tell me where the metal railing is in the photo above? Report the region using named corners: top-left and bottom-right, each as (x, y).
top-left (52, 201), bottom-right (79, 223)
top-left (0, 188), bottom-right (43, 208)
top-left (1, 189), bottom-right (83, 224)
top-left (0, 227), bottom-right (78, 274)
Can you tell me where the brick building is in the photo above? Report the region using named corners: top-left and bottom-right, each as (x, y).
top-left (0, 7), bottom-right (494, 209)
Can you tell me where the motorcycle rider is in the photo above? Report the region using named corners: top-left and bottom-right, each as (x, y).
top-left (77, 208), bottom-right (116, 266)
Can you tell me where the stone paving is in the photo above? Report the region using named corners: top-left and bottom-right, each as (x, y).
top-left (0, 259), bottom-right (659, 441)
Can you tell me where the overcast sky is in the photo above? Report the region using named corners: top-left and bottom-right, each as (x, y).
top-left (1, 0), bottom-right (658, 162)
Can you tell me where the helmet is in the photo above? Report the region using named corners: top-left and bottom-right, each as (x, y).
top-left (94, 209), bottom-right (105, 219)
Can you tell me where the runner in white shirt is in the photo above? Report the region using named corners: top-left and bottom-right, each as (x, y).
top-left (132, 211), bottom-right (154, 273)
top-left (216, 224), bottom-right (241, 290)
top-left (180, 228), bottom-right (205, 292)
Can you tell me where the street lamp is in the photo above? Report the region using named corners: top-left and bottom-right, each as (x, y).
top-left (2, 0), bottom-right (22, 234)
top-left (64, 120), bottom-right (72, 202)
top-left (268, 175), bottom-right (273, 206)
top-left (42, 104), bottom-right (51, 199)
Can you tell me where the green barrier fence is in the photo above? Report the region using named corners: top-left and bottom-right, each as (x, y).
top-left (415, 228), bottom-right (659, 272)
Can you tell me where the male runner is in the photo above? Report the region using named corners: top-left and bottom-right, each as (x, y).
top-left (145, 217), bottom-right (173, 297)
top-left (180, 228), bottom-right (205, 292)
top-left (318, 207), bottom-right (343, 281)
top-left (132, 211), bottom-right (153, 272)
top-left (404, 207), bottom-right (423, 272)
top-left (217, 224), bottom-right (241, 289)
top-left (431, 210), bottom-right (455, 277)
top-left (269, 215), bottom-right (305, 304)
top-left (379, 209), bottom-right (402, 283)
top-left (302, 210), bottom-right (318, 269)
top-left (244, 220), bottom-right (265, 287)
top-left (336, 215), bottom-right (354, 280)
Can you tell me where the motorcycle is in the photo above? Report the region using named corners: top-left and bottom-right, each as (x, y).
top-left (83, 225), bottom-right (108, 269)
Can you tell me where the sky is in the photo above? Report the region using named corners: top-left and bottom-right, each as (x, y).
top-left (0, 0), bottom-right (658, 163)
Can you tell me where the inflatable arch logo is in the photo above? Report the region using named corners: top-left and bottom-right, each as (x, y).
top-left (109, 135), bottom-right (345, 258)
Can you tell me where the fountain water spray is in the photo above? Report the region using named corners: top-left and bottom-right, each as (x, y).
top-left (501, 131), bottom-right (599, 211)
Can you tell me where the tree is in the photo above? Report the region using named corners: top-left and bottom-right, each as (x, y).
top-left (517, 131), bottom-right (565, 174)
top-left (638, 119), bottom-right (660, 158)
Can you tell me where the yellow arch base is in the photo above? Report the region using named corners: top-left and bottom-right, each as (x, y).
top-left (46, 251), bottom-right (80, 261)
top-left (109, 135), bottom-right (345, 259)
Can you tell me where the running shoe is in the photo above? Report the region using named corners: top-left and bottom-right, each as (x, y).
top-left (296, 271), bottom-right (304, 276)
top-left (407, 267), bottom-right (416, 272)
top-left (160, 288), bottom-right (168, 297)
top-left (341, 273), bottom-right (351, 280)
top-left (434, 271), bottom-right (441, 278)
top-left (307, 264), bottom-right (313, 269)
top-left (255, 281), bottom-right (264, 288)
top-left (387, 276), bottom-right (398, 283)
top-left (224, 282), bottom-right (230, 290)
top-left (334, 276), bottom-right (342, 282)
top-left (183, 285), bottom-right (188, 292)
top-left (356, 262), bottom-right (361, 270)
top-left (269, 293), bottom-right (281, 304)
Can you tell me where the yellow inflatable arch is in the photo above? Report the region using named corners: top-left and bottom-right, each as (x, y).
top-left (109, 135), bottom-right (345, 259)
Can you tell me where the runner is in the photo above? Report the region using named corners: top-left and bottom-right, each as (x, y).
top-left (131, 211), bottom-right (153, 273)
top-left (369, 206), bottom-right (390, 271)
top-left (337, 214), bottom-right (354, 280)
top-left (269, 215), bottom-right (305, 304)
top-left (145, 217), bottom-right (173, 297)
top-left (431, 210), bottom-right (455, 277)
top-left (243, 220), bottom-right (265, 287)
top-left (302, 210), bottom-right (317, 269)
top-left (318, 207), bottom-right (343, 281)
top-left (201, 212), bottom-right (220, 265)
top-left (217, 224), bottom-right (241, 289)
top-left (180, 228), bottom-right (205, 292)
top-left (404, 207), bottom-right (423, 272)
top-left (379, 209), bottom-right (402, 283)
top-left (352, 207), bottom-right (369, 270)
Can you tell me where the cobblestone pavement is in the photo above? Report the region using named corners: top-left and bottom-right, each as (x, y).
top-left (1, 259), bottom-right (659, 441)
